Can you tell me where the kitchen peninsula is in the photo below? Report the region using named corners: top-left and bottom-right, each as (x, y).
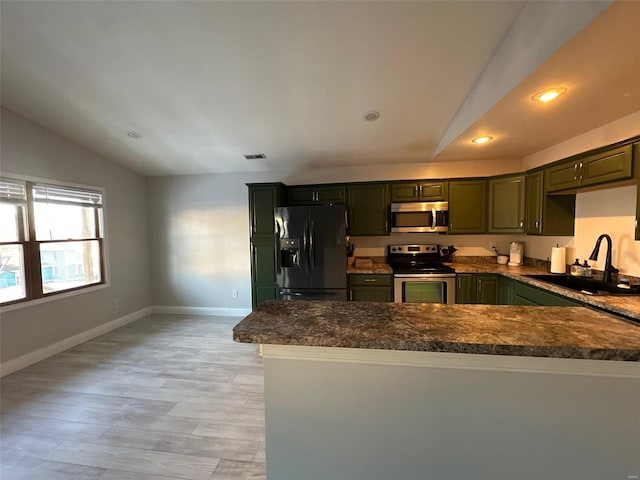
top-left (234, 300), bottom-right (640, 480)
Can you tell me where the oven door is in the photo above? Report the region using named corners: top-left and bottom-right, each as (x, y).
top-left (393, 274), bottom-right (456, 304)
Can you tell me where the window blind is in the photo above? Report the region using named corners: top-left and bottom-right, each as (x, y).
top-left (0, 178), bottom-right (27, 201)
top-left (33, 184), bottom-right (102, 207)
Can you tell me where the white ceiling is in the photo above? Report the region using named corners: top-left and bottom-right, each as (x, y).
top-left (1, 1), bottom-right (637, 177)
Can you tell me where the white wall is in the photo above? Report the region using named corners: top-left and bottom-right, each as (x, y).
top-left (0, 107), bottom-right (152, 364)
top-left (147, 172), bottom-right (275, 310)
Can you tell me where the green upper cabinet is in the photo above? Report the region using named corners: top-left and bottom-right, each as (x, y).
top-left (488, 175), bottom-right (525, 233)
top-left (544, 160), bottom-right (581, 192)
top-left (287, 184), bottom-right (345, 206)
top-left (448, 179), bottom-right (487, 234)
top-left (525, 170), bottom-right (575, 236)
top-left (580, 144), bottom-right (633, 188)
top-left (525, 171), bottom-right (544, 235)
top-left (248, 183), bottom-right (286, 236)
top-left (390, 181), bottom-right (448, 202)
top-left (545, 144), bottom-right (633, 193)
top-left (347, 183), bottom-right (390, 236)
top-left (635, 143), bottom-right (640, 241)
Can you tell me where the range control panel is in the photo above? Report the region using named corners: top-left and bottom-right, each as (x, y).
top-left (388, 244), bottom-right (440, 255)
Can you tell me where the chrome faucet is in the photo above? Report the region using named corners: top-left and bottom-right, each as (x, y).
top-left (588, 234), bottom-right (618, 283)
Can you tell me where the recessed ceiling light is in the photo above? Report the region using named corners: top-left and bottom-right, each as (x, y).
top-left (531, 87), bottom-right (567, 103)
top-left (363, 110), bottom-right (381, 122)
top-left (126, 131), bottom-right (142, 139)
top-left (472, 136), bottom-right (493, 145)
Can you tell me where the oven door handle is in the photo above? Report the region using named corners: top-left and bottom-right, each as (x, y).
top-left (431, 206), bottom-right (437, 231)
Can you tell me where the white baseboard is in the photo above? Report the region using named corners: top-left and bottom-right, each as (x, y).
top-left (152, 306), bottom-right (252, 317)
top-left (0, 306), bottom-right (153, 377)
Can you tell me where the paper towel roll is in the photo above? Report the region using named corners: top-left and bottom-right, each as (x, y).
top-left (550, 247), bottom-right (566, 274)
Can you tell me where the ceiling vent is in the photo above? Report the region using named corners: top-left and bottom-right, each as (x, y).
top-left (243, 153), bottom-right (267, 160)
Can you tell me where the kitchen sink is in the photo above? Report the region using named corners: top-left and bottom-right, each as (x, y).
top-left (524, 274), bottom-right (640, 296)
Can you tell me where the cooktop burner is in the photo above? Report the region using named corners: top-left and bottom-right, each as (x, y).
top-left (387, 244), bottom-right (456, 275)
top-left (392, 263), bottom-right (456, 275)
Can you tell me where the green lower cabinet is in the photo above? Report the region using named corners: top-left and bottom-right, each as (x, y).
top-left (511, 281), bottom-right (582, 307)
top-left (348, 274), bottom-right (393, 302)
top-left (456, 274), bottom-right (498, 304)
top-left (250, 235), bottom-right (278, 308)
top-left (253, 284), bottom-right (278, 309)
top-left (498, 276), bottom-right (513, 305)
top-left (456, 274), bottom-right (477, 304)
top-left (477, 275), bottom-right (499, 304)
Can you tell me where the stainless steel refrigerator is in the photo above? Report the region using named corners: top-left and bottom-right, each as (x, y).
top-left (274, 205), bottom-right (347, 301)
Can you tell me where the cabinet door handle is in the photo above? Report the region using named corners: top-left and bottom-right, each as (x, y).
top-left (574, 163), bottom-right (579, 180)
top-left (519, 220), bottom-right (524, 228)
top-left (419, 185), bottom-right (423, 197)
top-left (579, 162), bottom-right (584, 180)
top-left (535, 220), bottom-right (540, 228)
top-left (414, 185), bottom-right (419, 197)
top-left (349, 290), bottom-right (353, 301)
top-left (364, 279), bottom-right (377, 283)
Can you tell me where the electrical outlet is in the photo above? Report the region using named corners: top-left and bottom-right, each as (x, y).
top-left (489, 242), bottom-right (496, 250)
top-left (232, 290), bottom-right (238, 299)
top-left (113, 299), bottom-right (120, 309)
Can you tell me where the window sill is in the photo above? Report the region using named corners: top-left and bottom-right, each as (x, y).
top-left (0, 282), bottom-right (110, 314)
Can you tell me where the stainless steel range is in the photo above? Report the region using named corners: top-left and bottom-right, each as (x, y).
top-left (388, 244), bottom-right (456, 304)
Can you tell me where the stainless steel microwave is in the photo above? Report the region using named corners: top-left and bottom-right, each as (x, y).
top-left (390, 201), bottom-right (449, 233)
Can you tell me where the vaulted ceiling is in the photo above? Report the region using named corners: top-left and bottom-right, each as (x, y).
top-left (2, 1), bottom-right (638, 176)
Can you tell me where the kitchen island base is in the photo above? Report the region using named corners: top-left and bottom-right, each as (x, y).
top-left (262, 345), bottom-right (640, 480)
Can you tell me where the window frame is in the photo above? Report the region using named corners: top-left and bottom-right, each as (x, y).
top-left (0, 174), bottom-right (109, 310)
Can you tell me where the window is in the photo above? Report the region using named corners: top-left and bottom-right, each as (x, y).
top-left (0, 178), bottom-right (105, 306)
top-left (0, 179), bottom-right (27, 303)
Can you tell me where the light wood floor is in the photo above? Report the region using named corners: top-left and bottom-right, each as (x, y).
top-left (0, 314), bottom-right (266, 480)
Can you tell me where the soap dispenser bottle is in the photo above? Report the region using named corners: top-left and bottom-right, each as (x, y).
top-left (581, 260), bottom-right (592, 278)
top-left (570, 259), bottom-right (582, 276)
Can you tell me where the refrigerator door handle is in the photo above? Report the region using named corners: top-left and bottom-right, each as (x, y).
top-left (274, 219), bottom-right (282, 274)
top-left (302, 219), bottom-right (309, 273)
top-left (310, 220), bottom-right (315, 271)
top-left (274, 218), bottom-right (281, 238)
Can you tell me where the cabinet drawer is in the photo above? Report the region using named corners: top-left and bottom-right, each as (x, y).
top-left (348, 274), bottom-right (393, 287)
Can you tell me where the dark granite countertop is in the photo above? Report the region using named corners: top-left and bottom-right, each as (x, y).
top-left (347, 257), bottom-right (393, 274)
top-left (449, 262), bottom-right (640, 321)
top-left (233, 300), bottom-right (640, 361)
top-left (349, 258), bottom-right (640, 321)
